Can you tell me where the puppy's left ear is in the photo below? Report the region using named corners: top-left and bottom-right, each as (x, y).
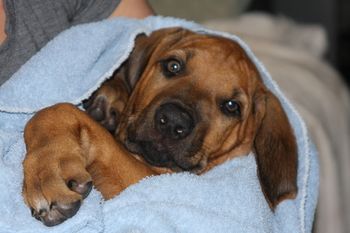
top-left (253, 88), bottom-right (298, 210)
top-left (123, 33), bottom-right (156, 90)
top-left (125, 28), bottom-right (188, 90)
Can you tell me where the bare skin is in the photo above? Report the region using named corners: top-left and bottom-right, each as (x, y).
top-left (109, 0), bottom-right (154, 19)
top-left (0, 0), bottom-right (5, 44)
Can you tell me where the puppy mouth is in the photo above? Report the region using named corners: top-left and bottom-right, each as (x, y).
top-left (123, 134), bottom-right (205, 173)
top-left (137, 141), bottom-right (179, 168)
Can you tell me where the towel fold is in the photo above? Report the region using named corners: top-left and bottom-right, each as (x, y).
top-left (0, 16), bottom-right (318, 233)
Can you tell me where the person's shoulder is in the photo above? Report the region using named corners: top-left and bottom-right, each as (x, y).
top-left (66, 0), bottom-right (120, 24)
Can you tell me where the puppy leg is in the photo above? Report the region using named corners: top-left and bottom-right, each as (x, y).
top-left (23, 103), bottom-right (155, 226)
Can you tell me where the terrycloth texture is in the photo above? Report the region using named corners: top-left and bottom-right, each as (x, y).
top-left (0, 16), bottom-right (319, 233)
top-left (204, 14), bottom-right (350, 233)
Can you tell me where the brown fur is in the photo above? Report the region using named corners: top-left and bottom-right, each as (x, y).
top-left (22, 28), bottom-right (297, 226)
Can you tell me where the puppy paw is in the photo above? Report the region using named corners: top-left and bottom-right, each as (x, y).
top-left (83, 93), bottom-right (120, 132)
top-left (22, 152), bottom-right (93, 226)
top-left (83, 79), bottom-right (129, 133)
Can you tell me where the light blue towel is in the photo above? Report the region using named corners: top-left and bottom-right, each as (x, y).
top-left (0, 16), bottom-right (319, 233)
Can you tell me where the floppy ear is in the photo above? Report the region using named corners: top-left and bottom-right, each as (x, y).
top-left (123, 33), bottom-right (155, 90)
top-left (124, 27), bottom-right (187, 90)
top-left (253, 88), bottom-right (298, 210)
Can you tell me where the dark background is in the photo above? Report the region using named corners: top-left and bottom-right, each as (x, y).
top-left (248, 0), bottom-right (350, 85)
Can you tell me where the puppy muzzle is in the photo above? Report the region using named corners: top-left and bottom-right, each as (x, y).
top-left (122, 101), bottom-right (205, 171)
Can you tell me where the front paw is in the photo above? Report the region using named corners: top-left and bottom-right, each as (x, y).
top-left (83, 92), bottom-right (120, 133)
top-left (22, 152), bottom-right (93, 226)
top-left (83, 80), bottom-right (129, 133)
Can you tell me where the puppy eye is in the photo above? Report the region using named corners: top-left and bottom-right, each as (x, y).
top-left (220, 100), bottom-right (241, 117)
top-left (161, 58), bottom-right (184, 77)
top-left (167, 60), bottom-right (181, 73)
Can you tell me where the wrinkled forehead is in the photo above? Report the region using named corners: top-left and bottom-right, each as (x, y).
top-left (156, 32), bottom-right (260, 94)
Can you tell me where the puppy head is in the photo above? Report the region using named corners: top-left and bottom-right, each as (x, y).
top-left (117, 28), bottom-right (297, 209)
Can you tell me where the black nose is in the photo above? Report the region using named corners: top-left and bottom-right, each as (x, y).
top-left (155, 103), bottom-right (195, 140)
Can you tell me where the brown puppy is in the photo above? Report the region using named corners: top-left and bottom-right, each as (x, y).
top-left (22, 28), bottom-right (297, 226)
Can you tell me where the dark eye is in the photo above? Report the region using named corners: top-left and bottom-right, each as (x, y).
top-left (161, 58), bottom-right (183, 77)
top-left (220, 100), bottom-right (241, 117)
